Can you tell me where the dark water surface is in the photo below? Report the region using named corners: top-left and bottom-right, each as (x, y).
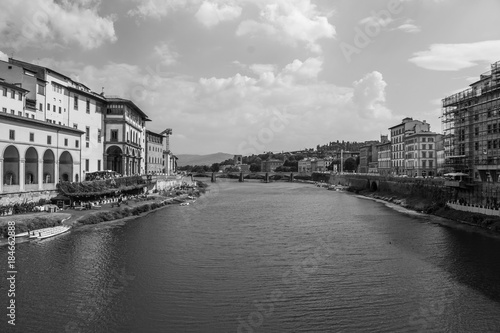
top-left (2, 180), bottom-right (500, 332)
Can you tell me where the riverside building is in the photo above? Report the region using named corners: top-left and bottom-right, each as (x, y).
top-left (104, 97), bottom-right (149, 176)
top-left (389, 117), bottom-right (430, 175)
top-left (3, 58), bottom-right (106, 181)
top-left (0, 57), bottom-right (175, 195)
top-left (442, 60), bottom-right (500, 182)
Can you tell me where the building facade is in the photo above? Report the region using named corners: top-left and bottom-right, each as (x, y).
top-left (442, 60), bottom-right (500, 182)
top-left (145, 130), bottom-right (164, 174)
top-left (404, 132), bottom-right (438, 177)
top-left (104, 97), bottom-right (149, 176)
top-left (261, 159), bottom-right (284, 172)
top-left (0, 112), bottom-right (83, 194)
top-left (389, 117), bottom-right (430, 175)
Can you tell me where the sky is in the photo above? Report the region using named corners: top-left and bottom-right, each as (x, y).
top-left (1, 0), bottom-right (500, 155)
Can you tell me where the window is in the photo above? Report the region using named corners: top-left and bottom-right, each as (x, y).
top-left (85, 127), bottom-right (90, 141)
top-left (73, 123), bottom-right (78, 129)
top-left (9, 130), bottom-right (15, 140)
top-left (64, 138), bottom-right (68, 146)
top-left (488, 141), bottom-right (492, 149)
top-left (10, 90), bottom-right (15, 99)
top-left (75, 140), bottom-right (79, 148)
top-left (422, 160), bottom-right (426, 168)
top-left (85, 159), bottom-right (89, 172)
top-left (86, 142), bottom-right (89, 148)
top-left (495, 124), bottom-right (498, 133)
top-left (10, 109), bottom-right (14, 114)
top-left (59, 106), bottom-right (61, 114)
top-left (494, 140), bottom-right (498, 149)
top-left (53, 105), bottom-right (56, 112)
top-left (2, 107), bottom-right (6, 112)
top-left (39, 103), bottom-right (43, 112)
top-left (74, 95), bottom-right (78, 110)
top-left (429, 152), bottom-right (433, 158)
top-left (2, 87), bottom-right (6, 96)
top-left (98, 160), bottom-right (101, 171)
top-left (422, 152), bottom-right (426, 158)
top-left (47, 103), bottom-right (50, 110)
top-left (488, 125), bottom-right (492, 133)
top-left (422, 138), bottom-right (426, 142)
top-left (111, 129), bottom-right (118, 142)
top-left (475, 127), bottom-right (479, 136)
top-left (18, 92), bottom-right (22, 101)
top-left (37, 84), bottom-right (45, 95)
top-left (18, 111), bottom-right (22, 116)
top-left (98, 129), bottom-right (101, 143)
top-left (428, 144), bottom-right (433, 150)
top-left (422, 144), bottom-right (426, 150)
top-left (429, 160), bottom-right (433, 168)
top-left (86, 99), bottom-right (90, 113)
top-left (29, 133), bottom-right (34, 142)
top-left (47, 135), bottom-right (52, 145)
top-left (475, 142), bottom-right (479, 150)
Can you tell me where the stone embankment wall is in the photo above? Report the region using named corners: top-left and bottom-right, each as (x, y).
top-left (0, 176), bottom-right (194, 206)
top-left (447, 201), bottom-right (500, 217)
top-left (329, 174), bottom-right (450, 202)
top-left (0, 190), bottom-right (57, 206)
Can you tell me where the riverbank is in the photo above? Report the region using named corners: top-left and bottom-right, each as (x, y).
top-left (350, 188), bottom-right (500, 235)
top-left (0, 181), bottom-right (207, 244)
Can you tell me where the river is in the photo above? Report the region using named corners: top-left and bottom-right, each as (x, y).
top-left (1, 180), bottom-right (500, 332)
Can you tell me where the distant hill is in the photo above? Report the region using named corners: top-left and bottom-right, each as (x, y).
top-left (177, 153), bottom-right (234, 167)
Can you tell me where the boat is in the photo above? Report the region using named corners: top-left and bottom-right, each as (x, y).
top-left (37, 226), bottom-right (71, 240)
top-left (27, 225), bottom-right (71, 240)
top-left (328, 185), bottom-right (349, 191)
top-left (180, 202), bottom-right (190, 206)
top-left (14, 231), bottom-right (29, 238)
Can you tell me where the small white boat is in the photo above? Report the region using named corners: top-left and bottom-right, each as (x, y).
top-left (37, 226), bottom-right (71, 240)
top-left (28, 225), bottom-right (71, 240)
top-left (180, 202), bottom-right (190, 206)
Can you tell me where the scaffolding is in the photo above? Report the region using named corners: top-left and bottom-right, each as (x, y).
top-left (441, 60), bottom-right (500, 179)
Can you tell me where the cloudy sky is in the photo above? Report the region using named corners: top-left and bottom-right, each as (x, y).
top-left (1, 0), bottom-right (500, 155)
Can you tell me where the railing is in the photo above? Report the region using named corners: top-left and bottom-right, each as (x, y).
top-left (442, 87), bottom-right (477, 107)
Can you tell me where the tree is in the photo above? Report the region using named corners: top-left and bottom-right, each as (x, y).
top-left (210, 163), bottom-right (220, 172)
top-left (250, 163), bottom-right (261, 172)
top-left (344, 158), bottom-right (356, 172)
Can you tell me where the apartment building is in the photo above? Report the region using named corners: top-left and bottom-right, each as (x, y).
top-left (376, 135), bottom-right (391, 176)
top-left (145, 130), bottom-right (165, 174)
top-left (442, 60), bottom-right (500, 182)
top-left (404, 132), bottom-right (439, 177)
top-left (359, 142), bottom-right (379, 173)
top-left (389, 117), bottom-right (430, 175)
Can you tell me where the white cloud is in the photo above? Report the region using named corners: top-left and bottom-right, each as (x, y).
top-left (195, 1), bottom-right (242, 27)
top-left (128, 0), bottom-right (195, 19)
top-left (0, 50), bottom-right (8, 62)
top-left (409, 40), bottom-right (500, 71)
top-left (352, 71), bottom-right (392, 119)
top-left (154, 42), bottom-right (179, 66)
top-left (236, 0), bottom-right (336, 53)
top-left (394, 19), bottom-right (421, 33)
top-left (0, 0), bottom-right (116, 51)
top-left (36, 57), bottom-right (393, 153)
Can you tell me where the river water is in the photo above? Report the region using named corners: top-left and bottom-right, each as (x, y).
top-left (2, 180), bottom-right (500, 332)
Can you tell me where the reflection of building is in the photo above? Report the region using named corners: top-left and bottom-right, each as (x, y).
top-left (104, 97), bottom-right (149, 176)
top-left (261, 159), bottom-right (284, 172)
top-left (0, 112), bottom-right (83, 193)
top-left (442, 60), bottom-right (500, 182)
